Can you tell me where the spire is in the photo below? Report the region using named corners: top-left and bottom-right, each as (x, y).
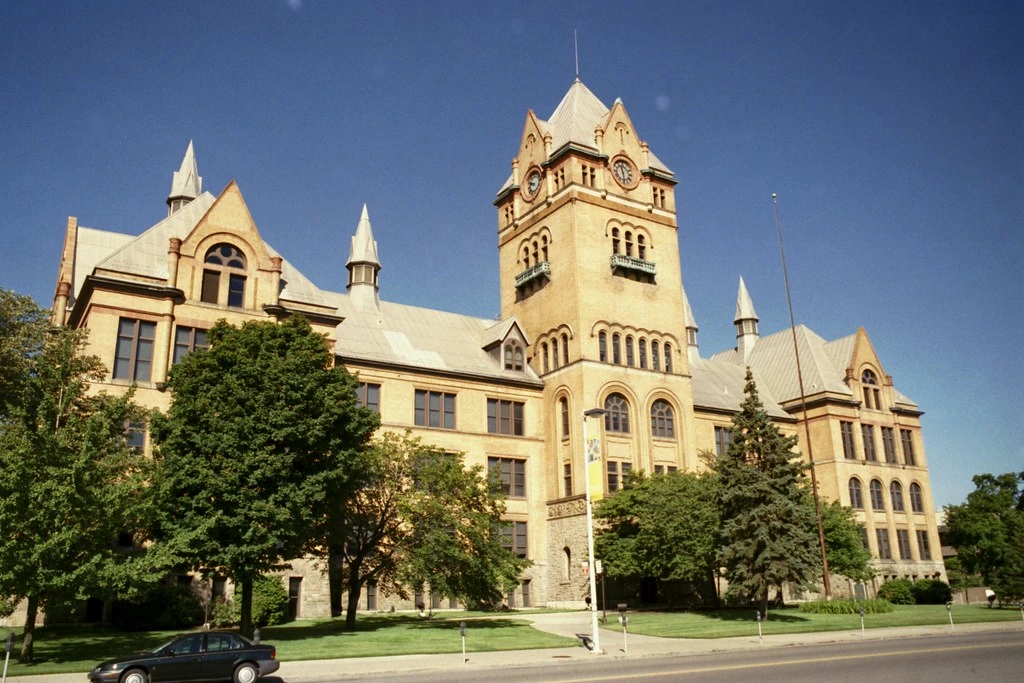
top-left (682, 286), bottom-right (700, 366)
top-left (346, 204), bottom-right (381, 311)
top-left (167, 141), bottom-right (202, 215)
top-left (734, 277), bottom-right (759, 362)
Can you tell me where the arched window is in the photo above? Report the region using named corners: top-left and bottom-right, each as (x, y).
top-left (650, 399), bottom-right (674, 438)
top-left (639, 338), bottom-right (648, 369)
top-left (612, 334), bottom-right (622, 365)
top-left (625, 336), bottom-right (635, 367)
top-left (637, 234), bottom-right (646, 260)
top-left (532, 241), bottom-right (540, 265)
top-left (890, 481), bottom-right (905, 512)
top-left (503, 342), bottom-right (524, 371)
top-left (664, 343), bottom-right (672, 373)
top-left (604, 393), bottom-right (630, 433)
top-left (909, 483), bottom-right (924, 513)
top-left (541, 236), bottom-right (549, 262)
top-left (560, 397), bottom-right (569, 440)
top-left (611, 228), bottom-right (620, 254)
top-left (564, 547), bottom-right (572, 580)
top-left (522, 246), bottom-right (531, 267)
top-left (561, 333), bottom-right (569, 366)
top-left (598, 331), bottom-right (608, 363)
top-left (849, 478), bottom-right (864, 508)
top-left (201, 243), bottom-right (247, 307)
top-left (624, 231), bottom-right (634, 257)
top-left (542, 342), bottom-right (549, 373)
top-left (551, 338), bottom-right (559, 370)
top-left (862, 369), bottom-right (881, 410)
top-left (651, 341), bottom-right (660, 371)
top-left (869, 479), bottom-right (885, 510)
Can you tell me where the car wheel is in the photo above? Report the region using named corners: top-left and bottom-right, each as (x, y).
top-left (234, 662), bottom-right (259, 683)
top-left (121, 669), bottom-right (149, 683)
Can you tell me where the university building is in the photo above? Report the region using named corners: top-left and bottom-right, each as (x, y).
top-left (39, 80), bottom-right (944, 620)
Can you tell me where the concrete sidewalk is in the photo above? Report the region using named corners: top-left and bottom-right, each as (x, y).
top-left (7, 613), bottom-right (1023, 683)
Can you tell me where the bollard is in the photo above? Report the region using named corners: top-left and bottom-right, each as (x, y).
top-left (618, 604), bottom-right (629, 656)
top-left (859, 606), bottom-right (865, 637)
top-left (459, 621), bottom-right (467, 663)
top-left (945, 601), bottom-right (954, 632)
top-left (3, 631), bottom-right (14, 683)
top-left (756, 610), bottom-right (763, 643)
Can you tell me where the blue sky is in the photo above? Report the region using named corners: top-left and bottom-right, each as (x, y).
top-left (1, 1), bottom-right (1020, 508)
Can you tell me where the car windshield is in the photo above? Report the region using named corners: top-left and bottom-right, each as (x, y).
top-left (149, 637), bottom-right (181, 654)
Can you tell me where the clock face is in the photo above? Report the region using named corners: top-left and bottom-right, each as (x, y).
top-left (613, 159), bottom-right (634, 186)
top-left (527, 171), bottom-right (541, 195)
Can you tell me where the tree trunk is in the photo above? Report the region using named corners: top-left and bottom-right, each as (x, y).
top-left (239, 579), bottom-right (254, 639)
top-left (344, 560), bottom-right (362, 631)
top-left (18, 594), bottom-right (38, 663)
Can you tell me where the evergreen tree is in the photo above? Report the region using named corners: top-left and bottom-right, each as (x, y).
top-left (714, 369), bottom-right (820, 613)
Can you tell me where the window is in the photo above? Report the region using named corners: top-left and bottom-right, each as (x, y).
top-left (564, 547), bottom-right (572, 579)
top-left (840, 421), bottom-right (856, 459)
top-left (916, 530), bottom-right (932, 560)
top-left (638, 339), bottom-right (647, 369)
top-left (113, 318), bottom-right (156, 382)
top-left (849, 477), bottom-right (864, 508)
top-left (861, 369), bottom-right (881, 410)
top-left (896, 529), bottom-right (912, 560)
top-left (900, 429), bottom-right (916, 466)
top-left (560, 397), bottom-right (569, 439)
top-left (563, 462), bottom-right (572, 497)
top-left (624, 231), bottom-right (634, 257)
top-left (357, 382), bottom-right (381, 413)
top-left (876, 528), bottom-right (892, 559)
top-left (654, 464), bottom-right (678, 475)
top-left (200, 243), bottom-right (247, 307)
top-left (500, 521), bottom-right (528, 558)
top-left (650, 399), bottom-right (675, 438)
top-left (653, 187), bottom-right (666, 208)
top-left (542, 343), bottom-right (549, 373)
top-left (881, 427), bottom-right (897, 463)
top-left (651, 341), bottom-right (660, 371)
top-left (551, 338), bottom-right (559, 369)
top-left (366, 582), bottom-right (377, 610)
top-left (124, 421), bottom-right (146, 455)
top-left (561, 333), bottom-right (569, 366)
top-left (862, 424), bottom-right (877, 462)
top-left (598, 332), bottom-right (608, 362)
top-left (612, 334), bottom-right (622, 364)
top-left (713, 426), bottom-right (732, 457)
top-left (604, 393), bottom-right (630, 433)
top-left (625, 336), bottom-right (635, 367)
top-left (488, 457), bottom-right (526, 497)
top-left (890, 481), bottom-right (905, 511)
top-left (288, 577), bottom-right (302, 620)
top-left (637, 234), bottom-right (646, 260)
top-left (858, 526), bottom-right (869, 550)
top-left (582, 163), bottom-right (596, 187)
top-left (173, 326), bottom-right (209, 364)
top-left (869, 479), bottom-right (885, 510)
top-left (415, 390), bottom-right (456, 429)
top-left (611, 228), bottom-right (620, 254)
top-left (504, 342), bottom-right (524, 371)
top-left (521, 579), bottom-right (531, 607)
top-left (909, 483), bottom-right (924, 513)
top-left (664, 343), bottom-right (672, 373)
top-left (487, 398), bottom-right (524, 436)
top-left (607, 461), bottom-right (619, 492)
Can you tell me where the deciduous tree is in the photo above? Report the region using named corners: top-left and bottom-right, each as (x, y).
top-left (151, 316), bottom-right (378, 637)
top-left (819, 500), bottom-right (873, 583)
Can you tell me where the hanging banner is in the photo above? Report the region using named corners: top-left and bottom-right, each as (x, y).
top-left (586, 437), bottom-right (604, 501)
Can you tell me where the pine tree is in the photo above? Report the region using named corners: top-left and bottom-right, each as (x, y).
top-left (714, 369), bottom-right (820, 614)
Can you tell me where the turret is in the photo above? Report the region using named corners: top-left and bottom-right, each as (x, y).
top-left (167, 141), bottom-right (202, 215)
top-left (734, 277), bottom-right (759, 362)
top-left (346, 204), bottom-right (381, 311)
top-left (682, 286), bottom-right (700, 366)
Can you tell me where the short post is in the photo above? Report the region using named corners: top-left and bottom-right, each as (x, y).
top-left (618, 604), bottom-right (628, 656)
top-left (1019, 601), bottom-right (1024, 621)
top-left (252, 628), bottom-right (261, 645)
top-left (946, 601), bottom-right (954, 632)
top-left (859, 605), bottom-right (865, 637)
top-left (756, 610), bottom-right (763, 643)
top-left (460, 621), bottom-right (467, 663)
top-left (3, 631), bottom-right (14, 683)
top-left (597, 560), bottom-right (606, 625)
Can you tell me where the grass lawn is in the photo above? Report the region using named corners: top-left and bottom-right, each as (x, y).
top-left (613, 603), bottom-right (1024, 639)
top-left (0, 612), bottom-right (574, 678)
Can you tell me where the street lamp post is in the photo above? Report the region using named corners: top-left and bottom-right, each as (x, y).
top-left (581, 407), bottom-right (608, 654)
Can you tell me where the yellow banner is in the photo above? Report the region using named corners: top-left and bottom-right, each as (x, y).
top-left (586, 437), bottom-right (604, 501)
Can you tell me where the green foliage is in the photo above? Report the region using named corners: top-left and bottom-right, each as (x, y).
top-left (798, 598), bottom-right (894, 614)
top-left (236, 575), bottom-right (288, 627)
top-left (819, 500), bottom-right (874, 583)
top-left (111, 583), bottom-right (204, 631)
top-left (877, 579), bottom-right (915, 605)
top-left (151, 316), bottom-right (379, 635)
top-left (944, 471), bottom-right (1024, 602)
top-left (594, 470), bottom-right (719, 590)
top-left (910, 579), bottom-right (952, 605)
top-left (712, 369), bottom-right (821, 610)
top-left (0, 288), bottom-right (48, 418)
top-left (327, 432), bottom-right (529, 629)
top-left (0, 315), bottom-right (155, 662)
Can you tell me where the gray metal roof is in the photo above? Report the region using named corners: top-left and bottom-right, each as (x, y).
top-left (690, 357), bottom-right (792, 419)
top-left (167, 141), bottom-right (202, 202)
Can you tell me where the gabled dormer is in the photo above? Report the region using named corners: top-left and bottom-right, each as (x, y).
top-left (482, 317), bottom-right (531, 373)
top-left (846, 327), bottom-right (893, 412)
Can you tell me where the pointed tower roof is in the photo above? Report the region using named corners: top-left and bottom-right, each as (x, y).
top-left (167, 141), bottom-right (202, 205)
top-left (546, 79), bottom-right (611, 151)
top-left (682, 286), bottom-right (699, 333)
top-left (346, 204), bottom-right (380, 267)
top-left (734, 276), bottom-right (759, 323)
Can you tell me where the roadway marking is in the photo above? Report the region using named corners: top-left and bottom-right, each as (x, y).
top-left (552, 641), bottom-right (1022, 682)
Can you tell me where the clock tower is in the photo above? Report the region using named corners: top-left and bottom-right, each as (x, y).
top-left (494, 80), bottom-right (700, 515)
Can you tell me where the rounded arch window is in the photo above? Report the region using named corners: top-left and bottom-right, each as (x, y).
top-left (205, 243), bottom-right (247, 269)
top-left (650, 399), bottom-right (675, 439)
top-left (504, 341), bottom-right (524, 371)
top-left (848, 477), bottom-right (864, 509)
top-left (598, 331), bottom-right (608, 363)
top-left (890, 481), bottom-right (905, 511)
top-left (561, 333), bottom-right (569, 366)
top-left (604, 393), bottom-right (630, 433)
top-left (869, 479), bottom-right (885, 510)
top-left (201, 243), bottom-right (248, 307)
top-left (611, 228), bottom-right (620, 254)
top-left (909, 482), bottom-right (924, 512)
top-left (637, 234), bottom-right (646, 260)
top-left (861, 368), bottom-right (881, 409)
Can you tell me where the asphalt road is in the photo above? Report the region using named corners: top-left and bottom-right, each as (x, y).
top-left (279, 630), bottom-right (1024, 682)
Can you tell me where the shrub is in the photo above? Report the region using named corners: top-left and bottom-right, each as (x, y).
top-left (877, 579), bottom-right (915, 605)
top-left (111, 583), bottom-right (204, 630)
top-left (798, 598), bottom-right (894, 614)
top-left (210, 597), bottom-right (235, 627)
top-left (230, 575), bottom-right (289, 626)
top-left (911, 579), bottom-right (952, 605)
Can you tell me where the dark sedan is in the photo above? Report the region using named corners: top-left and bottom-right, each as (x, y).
top-left (87, 631), bottom-right (279, 683)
